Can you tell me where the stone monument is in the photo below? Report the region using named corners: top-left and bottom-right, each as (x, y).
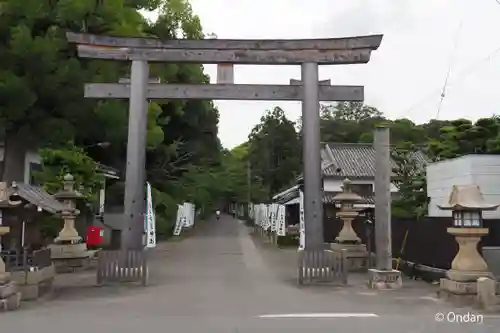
top-left (0, 226), bottom-right (21, 311)
top-left (0, 182), bottom-right (21, 311)
top-left (330, 178), bottom-right (369, 271)
top-left (437, 184), bottom-right (499, 304)
top-left (48, 174), bottom-right (92, 272)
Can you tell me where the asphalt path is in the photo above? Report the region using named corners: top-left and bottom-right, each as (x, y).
top-left (1, 214), bottom-right (497, 332)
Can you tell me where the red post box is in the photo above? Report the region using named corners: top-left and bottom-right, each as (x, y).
top-left (87, 226), bottom-right (104, 247)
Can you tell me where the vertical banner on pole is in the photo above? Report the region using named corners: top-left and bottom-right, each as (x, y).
top-left (183, 202), bottom-right (195, 227)
top-left (299, 190), bottom-right (305, 250)
top-left (270, 204), bottom-right (277, 232)
top-left (277, 205), bottom-right (286, 236)
top-left (145, 182), bottom-right (156, 248)
top-left (265, 205), bottom-right (271, 230)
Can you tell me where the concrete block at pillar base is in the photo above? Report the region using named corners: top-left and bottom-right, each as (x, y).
top-left (476, 277), bottom-right (500, 312)
top-left (0, 292), bottom-right (21, 311)
top-left (367, 269), bottom-right (402, 290)
top-left (446, 269), bottom-right (493, 282)
top-left (331, 243), bottom-right (368, 272)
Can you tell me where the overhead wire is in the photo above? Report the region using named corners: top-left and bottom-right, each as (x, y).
top-left (435, 19), bottom-right (463, 119)
top-left (398, 44), bottom-right (500, 119)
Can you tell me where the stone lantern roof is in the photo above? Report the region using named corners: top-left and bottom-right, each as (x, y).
top-left (332, 178), bottom-right (363, 203)
top-left (438, 185), bottom-right (499, 211)
top-left (53, 174), bottom-right (84, 201)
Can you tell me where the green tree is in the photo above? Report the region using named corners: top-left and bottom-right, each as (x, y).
top-left (247, 107), bottom-right (301, 198)
top-left (36, 146), bottom-right (103, 202)
top-left (426, 118), bottom-right (500, 159)
top-left (0, 0), bottom-right (228, 240)
top-left (391, 142), bottom-right (428, 218)
top-left (0, 0), bottom-right (155, 182)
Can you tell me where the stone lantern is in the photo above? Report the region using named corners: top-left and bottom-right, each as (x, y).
top-left (330, 178), bottom-right (368, 271)
top-left (48, 174), bottom-right (90, 271)
top-left (438, 184), bottom-right (498, 302)
top-left (53, 174), bottom-right (84, 243)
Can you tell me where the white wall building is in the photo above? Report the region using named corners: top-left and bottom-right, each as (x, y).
top-left (427, 154), bottom-right (500, 219)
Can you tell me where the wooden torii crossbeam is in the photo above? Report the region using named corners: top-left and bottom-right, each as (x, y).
top-left (84, 83), bottom-right (364, 101)
top-left (67, 32), bottom-right (383, 278)
top-left (67, 32), bottom-right (382, 64)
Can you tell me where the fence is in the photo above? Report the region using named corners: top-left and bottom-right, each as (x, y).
top-left (96, 250), bottom-right (148, 286)
top-left (298, 249), bottom-right (348, 285)
top-left (323, 215), bottom-right (500, 270)
top-left (1, 248), bottom-right (52, 272)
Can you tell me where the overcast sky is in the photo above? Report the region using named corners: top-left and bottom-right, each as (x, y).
top-left (146, 0), bottom-right (500, 149)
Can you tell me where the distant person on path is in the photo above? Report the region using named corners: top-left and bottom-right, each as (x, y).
top-left (216, 210), bottom-right (220, 220)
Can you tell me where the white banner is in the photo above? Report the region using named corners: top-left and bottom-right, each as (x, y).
top-left (173, 204), bottom-right (185, 236)
top-left (264, 205), bottom-right (271, 230)
top-left (270, 203), bottom-right (278, 232)
top-left (277, 205), bottom-right (286, 236)
top-left (258, 204), bottom-right (265, 227)
top-left (145, 182), bottom-right (156, 248)
top-left (183, 202), bottom-right (195, 227)
top-left (299, 190), bottom-right (305, 250)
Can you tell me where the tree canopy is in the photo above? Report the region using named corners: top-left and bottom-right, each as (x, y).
top-left (3, 0), bottom-right (500, 233)
top-left (0, 0), bottom-right (226, 237)
top-left (222, 101), bottom-right (500, 219)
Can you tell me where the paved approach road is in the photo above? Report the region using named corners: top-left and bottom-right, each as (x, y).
top-left (2, 214), bottom-right (498, 332)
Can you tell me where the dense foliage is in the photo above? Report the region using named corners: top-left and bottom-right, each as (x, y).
top-left (3, 0), bottom-right (499, 234)
top-left (0, 0), bottom-right (224, 237)
top-left (224, 101), bottom-right (500, 219)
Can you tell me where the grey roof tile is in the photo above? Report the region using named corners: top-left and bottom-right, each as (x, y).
top-left (16, 183), bottom-right (67, 214)
top-left (323, 192), bottom-right (374, 205)
top-left (325, 142), bottom-right (429, 178)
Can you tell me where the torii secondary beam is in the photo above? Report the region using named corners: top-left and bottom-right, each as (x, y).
top-left (84, 83), bottom-right (364, 101)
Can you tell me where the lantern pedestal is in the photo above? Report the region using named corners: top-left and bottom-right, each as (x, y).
top-left (439, 227), bottom-right (496, 304)
top-left (446, 228), bottom-right (492, 281)
top-left (331, 214), bottom-right (369, 272)
top-left (0, 226), bottom-right (21, 311)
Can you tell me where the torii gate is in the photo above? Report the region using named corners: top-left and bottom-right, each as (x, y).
top-left (66, 32), bottom-right (382, 283)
